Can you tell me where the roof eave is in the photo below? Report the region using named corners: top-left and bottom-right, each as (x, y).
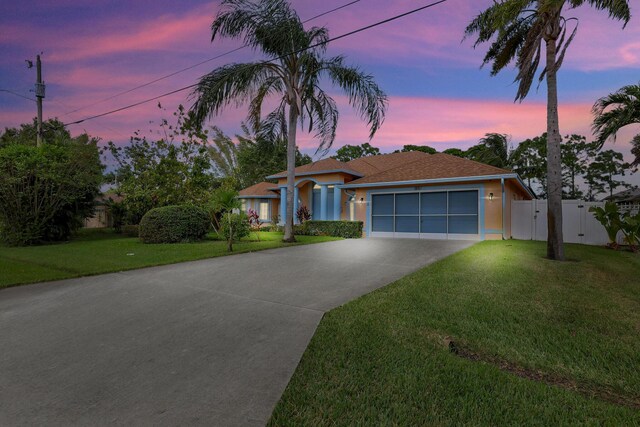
top-left (339, 173), bottom-right (536, 198)
top-left (238, 195), bottom-right (279, 199)
top-left (266, 168), bottom-right (364, 179)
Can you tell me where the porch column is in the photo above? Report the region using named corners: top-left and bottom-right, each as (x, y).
top-left (279, 187), bottom-right (287, 225)
top-left (293, 187), bottom-right (299, 224)
top-left (320, 184), bottom-right (328, 220)
top-left (333, 187), bottom-right (341, 220)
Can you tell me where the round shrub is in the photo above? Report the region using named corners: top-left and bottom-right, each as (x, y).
top-left (139, 205), bottom-right (209, 243)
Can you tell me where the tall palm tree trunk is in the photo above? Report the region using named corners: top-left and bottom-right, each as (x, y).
top-left (545, 36), bottom-right (564, 261)
top-left (283, 102), bottom-right (298, 242)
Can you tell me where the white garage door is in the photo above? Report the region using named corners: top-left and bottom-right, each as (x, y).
top-left (370, 190), bottom-right (480, 240)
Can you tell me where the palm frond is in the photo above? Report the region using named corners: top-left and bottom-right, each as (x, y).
top-left (592, 83), bottom-right (640, 146)
top-left (570, 0), bottom-right (631, 27)
top-left (190, 62), bottom-right (279, 126)
top-left (631, 134), bottom-right (640, 167)
top-left (323, 57), bottom-right (387, 139)
top-left (302, 86), bottom-right (339, 153)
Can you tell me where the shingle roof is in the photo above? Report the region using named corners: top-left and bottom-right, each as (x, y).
top-left (266, 157), bottom-right (363, 179)
top-left (604, 188), bottom-right (640, 203)
top-left (347, 151), bottom-right (430, 175)
top-left (345, 153), bottom-right (512, 185)
top-left (238, 181), bottom-right (279, 198)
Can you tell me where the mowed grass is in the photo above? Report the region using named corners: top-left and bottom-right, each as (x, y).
top-left (0, 229), bottom-right (338, 288)
top-left (270, 241), bottom-right (640, 426)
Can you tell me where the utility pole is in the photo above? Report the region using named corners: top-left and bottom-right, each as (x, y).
top-left (34, 54), bottom-right (45, 146)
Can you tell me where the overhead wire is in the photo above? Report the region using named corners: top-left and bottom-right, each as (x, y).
top-left (64, 0), bottom-right (448, 127)
top-left (62, 0), bottom-right (362, 116)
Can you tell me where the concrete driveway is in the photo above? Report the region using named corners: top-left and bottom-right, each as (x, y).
top-left (0, 238), bottom-right (474, 426)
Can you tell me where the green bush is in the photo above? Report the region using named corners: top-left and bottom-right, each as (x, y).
top-left (219, 212), bottom-right (251, 251)
top-left (122, 224), bottom-right (139, 238)
top-left (139, 205), bottom-right (209, 243)
top-left (297, 220), bottom-right (363, 238)
top-left (0, 135), bottom-right (103, 246)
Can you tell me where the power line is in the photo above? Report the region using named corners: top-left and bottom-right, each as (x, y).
top-left (64, 0), bottom-right (449, 127)
top-left (62, 0), bottom-right (362, 116)
top-left (0, 89), bottom-right (36, 102)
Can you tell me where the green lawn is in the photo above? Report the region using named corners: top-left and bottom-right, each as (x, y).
top-left (270, 241), bottom-right (640, 426)
top-left (0, 229), bottom-right (338, 288)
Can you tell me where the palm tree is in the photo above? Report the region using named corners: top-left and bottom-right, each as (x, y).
top-left (465, 0), bottom-right (631, 261)
top-left (592, 82), bottom-right (640, 168)
top-left (208, 125), bottom-right (239, 179)
top-left (190, 0), bottom-right (387, 242)
top-left (466, 133), bottom-right (512, 168)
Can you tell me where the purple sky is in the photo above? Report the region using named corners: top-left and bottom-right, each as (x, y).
top-left (1, 0), bottom-right (638, 185)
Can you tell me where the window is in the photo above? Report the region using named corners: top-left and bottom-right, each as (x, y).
top-left (241, 200), bottom-right (247, 212)
top-left (259, 201), bottom-right (270, 221)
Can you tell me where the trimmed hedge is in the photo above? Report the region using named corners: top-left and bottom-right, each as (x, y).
top-left (298, 220), bottom-right (363, 238)
top-left (139, 205), bottom-right (209, 243)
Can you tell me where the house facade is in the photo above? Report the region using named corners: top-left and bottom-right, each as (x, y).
top-left (238, 151), bottom-right (534, 240)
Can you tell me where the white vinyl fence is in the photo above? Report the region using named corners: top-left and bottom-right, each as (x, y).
top-left (512, 200), bottom-right (611, 245)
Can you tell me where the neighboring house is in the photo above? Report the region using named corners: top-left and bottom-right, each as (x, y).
top-left (238, 151), bottom-right (534, 240)
top-left (83, 193), bottom-right (123, 228)
top-left (603, 188), bottom-right (640, 206)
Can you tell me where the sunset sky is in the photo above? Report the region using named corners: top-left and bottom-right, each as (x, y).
top-left (1, 0), bottom-right (638, 184)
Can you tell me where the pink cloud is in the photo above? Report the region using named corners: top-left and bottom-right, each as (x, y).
top-left (48, 7), bottom-right (215, 62)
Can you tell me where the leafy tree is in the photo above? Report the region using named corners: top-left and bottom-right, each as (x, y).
top-left (333, 143), bottom-right (380, 162)
top-left (465, 0), bottom-right (631, 260)
top-left (510, 134), bottom-right (548, 196)
top-left (0, 128), bottom-right (103, 245)
top-left (585, 149), bottom-right (632, 200)
top-left (190, 0), bottom-right (387, 242)
top-left (236, 124), bottom-right (311, 187)
top-left (105, 106), bottom-right (216, 224)
top-left (207, 123), bottom-right (312, 188)
top-left (394, 144), bottom-right (437, 155)
top-left (592, 82), bottom-right (640, 168)
top-left (442, 148), bottom-right (466, 158)
top-left (560, 134), bottom-right (595, 199)
top-left (0, 118), bottom-right (69, 147)
top-left (465, 133), bottom-right (511, 168)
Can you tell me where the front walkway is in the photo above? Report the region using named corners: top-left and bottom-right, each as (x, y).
top-left (0, 238), bottom-right (474, 426)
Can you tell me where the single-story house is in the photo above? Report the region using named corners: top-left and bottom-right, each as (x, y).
top-left (603, 188), bottom-right (640, 205)
top-left (238, 151), bottom-right (534, 240)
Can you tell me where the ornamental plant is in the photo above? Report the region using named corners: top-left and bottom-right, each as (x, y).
top-left (589, 202), bottom-right (622, 249)
top-left (219, 212), bottom-right (250, 252)
top-left (296, 205), bottom-right (312, 223)
top-left (620, 211), bottom-right (640, 252)
top-left (247, 208), bottom-right (262, 241)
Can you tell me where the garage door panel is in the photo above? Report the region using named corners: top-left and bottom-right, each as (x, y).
top-left (449, 191), bottom-right (478, 214)
top-left (421, 192), bottom-right (447, 214)
top-left (372, 216), bottom-right (393, 232)
top-left (372, 194), bottom-right (393, 215)
top-left (421, 216), bottom-right (447, 233)
top-left (395, 216), bottom-right (419, 233)
top-left (396, 194), bottom-right (419, 214)
top-left (448, 216), bottom-right (478, 234)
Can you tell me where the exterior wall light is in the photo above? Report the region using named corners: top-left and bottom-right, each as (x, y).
top-left (489, 192), bottom-right (494, 201)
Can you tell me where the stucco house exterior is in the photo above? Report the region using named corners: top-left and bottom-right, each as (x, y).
top-left (238, 151), bottom-right (534, 240)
